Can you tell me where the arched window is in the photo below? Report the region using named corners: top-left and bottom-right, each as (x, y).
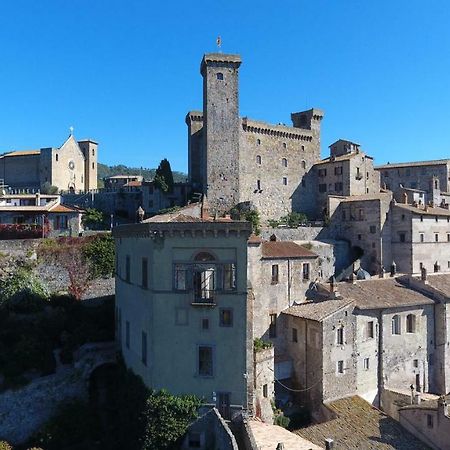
top-left (257, 139), bottom-right (261, 145)
top-left (194, 252), bottom-right (215, 262)
top-left (256, 155), bottom-right (261, 165)
top-left (282, 158), bottom-right (287, 167)
top-left (406, 314), bottom-right (416, 333)
top-left (301, 160), bottom-right (306, 169)
top-left (217, 72), bottom-right (224, 80)
top-left (337, 325), bottom-right (344, 345)
top-left (392, 315), bottom-right (401, 335)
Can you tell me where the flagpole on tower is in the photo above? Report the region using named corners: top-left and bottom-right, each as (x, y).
top-left (216, 36), bottom-right (222, 53)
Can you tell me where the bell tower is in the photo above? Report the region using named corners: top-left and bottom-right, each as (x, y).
top-left (78, 139), bottom-right (98, 191)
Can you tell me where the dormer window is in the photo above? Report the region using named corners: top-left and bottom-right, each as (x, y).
top-left (217, 72), bottom-right (224, 80)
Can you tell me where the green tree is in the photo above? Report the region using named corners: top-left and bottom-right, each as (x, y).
top-left (279, 212), bottom-right (308, 228)
top-left (244, 210), bottom-right (261, 235)
top-left (142, 389), bottom-right (202, 450)
top-left (82, 208), bottom-right (105, 230)
top-left (40, 182), bottom-right (58, 195)
top-left (154, 158), bottom-right (174, 193)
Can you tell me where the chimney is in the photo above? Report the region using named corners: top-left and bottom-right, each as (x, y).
top-left (325, 438), bottom-right (334, 450)
top-left (201, 195), bottom-right (210, 220)
top-left (276, 444), bottom-right (285, 450)
top-left (421, 266), bottom-right (428, 283)
top-left (390, 261), bottom-right (396, 277)
top-left (403, 192), bottom-right (408, 204)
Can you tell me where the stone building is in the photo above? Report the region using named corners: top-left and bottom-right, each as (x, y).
top-left (186, 53), bottom-right (324, 220)
top-left (0, 134), bottom-right (97, 192)
top-left (141, 181), bottom-right (189, 215)
top-left (103, 175), bottom-right (143, 191)
top-left (113, 203), bottom-right (255, 420)
top-left (376, 159), bottom-right (450, 205)
top-left (313, 139), bottom-right (380, 216)
top-left (281, 276), bottom-right (447, 415)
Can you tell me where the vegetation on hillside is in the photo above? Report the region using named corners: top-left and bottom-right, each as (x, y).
top-left (97, 162), bottom-right (187, 184)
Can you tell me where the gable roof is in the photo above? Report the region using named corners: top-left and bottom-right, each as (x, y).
top-left (376, 159), bottom-right (450, 169)
top-left (283, 298), bottom-right (354, 322)
top-left (261, 241), bottom-right (318, 259)
top-left (0, 150), bottom-right (41, 158)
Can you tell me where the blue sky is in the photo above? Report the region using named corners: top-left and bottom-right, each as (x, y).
top-left (0, 0), bottom-right (449, 172)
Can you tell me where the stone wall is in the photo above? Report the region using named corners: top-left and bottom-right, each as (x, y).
top-left (253, 347), bottom-right (274, 423)
top-left (0, 154), bottom-right (41, 189)
top-left (0, 342), bottom-right (116, 445)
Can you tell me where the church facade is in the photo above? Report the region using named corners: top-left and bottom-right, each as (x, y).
top-left (0, 134), bottom-right (97, 193)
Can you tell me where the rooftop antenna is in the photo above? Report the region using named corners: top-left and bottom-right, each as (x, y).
top-left (216, 35), bottom-right (222, 53)
top-left (69, 126), bottom-right (74, 136)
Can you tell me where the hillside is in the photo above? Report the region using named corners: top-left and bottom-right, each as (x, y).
top-left (97, 163), bottom-right (188, 184)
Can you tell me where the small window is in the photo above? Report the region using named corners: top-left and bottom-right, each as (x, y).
top-left (125, 255), bottom-right (131, 283)
top-left (370, 225), bottom-right (376, 234)
top-left (256, 179), bottom-right (261, 190)
top-left (358, 234), bottom-right (362, 241)
top-left (223, 263), bottom-right (236, 290)
top-left (413, 359), bottom-right (419, 368)
top-left (337, 360), bottom-right (344, 374)
top-left (263, 384), bottom-right (268, 398)
top-left (301, 145), bottom-right (305, 151)
top-left (363, 357), bottom-right (370, 370)
top-left (407, 314), bottom-right (416, 333)
top-left (435, 215), bottom-right (439, 222)
top-left (92, 162), bottom-right (95, 169)
top-left (427, 414), bottom-right (433, 429)
top-left (92, 148), bottom-right (95, 156)
top-left (198, 346), bottom-right (213, 377)
top-left (256, 155), bottom-right (261, 164)
top-left (399, 233), bottom-right (406, 242)
top-left (142, 258), bottom-right (148, 288)
top-left (337, 326), bottom-right (344, 345)
top-left (55, 153), bottom-right (59, 162)
top-left (283, 142), bottom-right (286, 148)
top-left (366, 321), bottom-right (374, 339)
top-left (269, 314), bottom-right (277, 338)
top-left (435, 233), bottom-right (439, 242)
top-left (282, 177), bottom-right (288, 185)
top-left (282, 158), bottom-right (287, 167)
top-left (420, 215), bottom-right (423, 222)
top-left (257, 139), bottom-right (261, 145)
top-left (292, 328), bottom-right (298, 343)
top-left (219, 308), bottom-right (233, 327)
top-left (420, 233), bottom-right (424, 243)
top-left (447, 234), bottom-right (450, 242)
top-left (302, 263), bottom-right (310, 281)
top-left (142, 331), bottom-right (147, 366)
top-left (271, 265), bottom-right (279, 284)
top-left (217, 72), bottom-right (224, 80)
top-left (125, 320), bottom-right (130, 349)
top-left (392, 315), bottom-right (401, 335)
top-left (301, 160), bottom-right (306, 169)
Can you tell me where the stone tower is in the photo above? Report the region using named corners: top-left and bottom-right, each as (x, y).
top-left (201, 53), bottom-right (242, 214)
top-left (78, 139), bottom-right (98, 191)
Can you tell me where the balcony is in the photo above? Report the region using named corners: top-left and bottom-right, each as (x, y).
top-left (191, 290), bottom-right (216, 307)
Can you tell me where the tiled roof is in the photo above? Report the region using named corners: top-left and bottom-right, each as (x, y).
top-left (283, 298), bottom-right (354, 322)
top-left (421, 274), bottom-right (450, 297)
top-left (313, 153), bottom-right (358, 165)
top-left (377, 159), bottom-right (450, 169)
top-left (335, 278), bottom-right (435, 310)
top-left (261, 241), bottom-right (318, 259)
top-left (248, 234), bottom-right (264, 244)
top-left (334, 193), bottom-right (391, 202)
top-left (123, 181), bottom-right (142, 187)
top-left (294, 396), bottom-right (430, 449)
top-left (394, 203), bottom-right (450, 217)
top-left (0, 150), bottom-right (41, 158)
top-left (49, 204), bottom-right (84, 213)
top-left (248, 419), bottom-right (321, 450)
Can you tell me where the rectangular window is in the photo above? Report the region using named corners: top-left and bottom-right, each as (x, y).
top-left (256, 180), bottom-right (261, 190)
top-left (174, 264), bottom-right (188, 290)
top-left (125, 320), bottom-right (130, 349)
top-left (302, 263), bottom-right (310, 281)
top-left (413, 359), bottom-right (419, 368)
top-left (337, 326), bottom-right (344, 345)
top-left (435, 233), bottom-right (439, 242)
top-left (198, 346), bottom-right (213, 377)
top-left (366, 321), bottom-right (374, 339)
top-left (125, 255), bottom-right (130, 283)
top-left (269, 314), bottom-right (277, 338)
top-left (292, 328), bottom-right (298, 343)
top-left (363, 357), bottom-right (370, 370)
top-left (142, 258), bottom-right (148, 288)
top-left (142, 331), bottom-right (147, 366)
top-left (370, 225), bottom-right (376, 234)
top-left (282, 177), bottom-right (288, 185)
top-left (271, 265), bottom-right (279, 284)
top-left (219, 308), bottom-right (233, 327)
top-left (337, 360), bottom-right (344, 374)
top-left (223, 263), bottom-right (236, 290)
top-left (447, 234), bottom-right (450, 242)
top-left (399, 233), bottom-right (406, 242)
top-left (335, 182), bottom-right (343, 192)
top-left (263, 384), bottom-right (268, 398)
top-left (319, 183), bottom-right (327, 193)
top-left (420, 233), bottom-right (424, 243)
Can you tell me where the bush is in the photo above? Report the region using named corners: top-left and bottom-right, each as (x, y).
top-left (0, 267), bottom-right (48, 312)
top-left (254, 337), bottom-right (273, 352)
top-left (83, 234), bottom-right (115, 278)
top-left (82, 208), bottom-right (106, 230)
top-left (0, 441), bottom-right (12, 450)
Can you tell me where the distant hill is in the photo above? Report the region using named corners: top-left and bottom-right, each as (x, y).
top-left (97, 163), bottom-right (188, 185)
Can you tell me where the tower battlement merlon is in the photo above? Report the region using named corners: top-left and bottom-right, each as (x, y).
top-left (291, 108), bottom-right (324, 131)
top-left (241, 117), bottom-right (314, 141)
top-left (200, 53), bottom-right (242, 75)
top-left (185, 111), bottom-right (204, 125)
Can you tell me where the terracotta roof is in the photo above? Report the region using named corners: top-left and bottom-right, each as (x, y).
top-left (49, 204), bottom-right (84, 213)
top-left (377, 159), bottom-right (450, 169)
top-left (283, 298), bottom-right (354, 322)
top-left (248, 234), bottom-right (264, 244)
top-left (335, 278), bottom-right (435, 310)
top-left (295, 396), bottom-right (430, 449)
top-left (0, 150), bottom-right (41, 158)
top-left (261, 241), bottom-right (318, 259)
top-left (394, 203), bottom-right (450, 216)
top-left (123, 181), bottom-right (142, 187)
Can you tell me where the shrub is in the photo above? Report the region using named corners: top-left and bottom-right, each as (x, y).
top-left (254, 337), bottom-right (273, 352)
top-left (0, 441), bottom-right (12, 450)
top-left (83, 234), bottom-right (115, 278)
top-left (82, 208), bottom-right (105, 230)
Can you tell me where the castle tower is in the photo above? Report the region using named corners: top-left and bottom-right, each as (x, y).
top-left (78, 139), bottom-right (98, 191)
top-left (201, 53), bottom-right (242, 214)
